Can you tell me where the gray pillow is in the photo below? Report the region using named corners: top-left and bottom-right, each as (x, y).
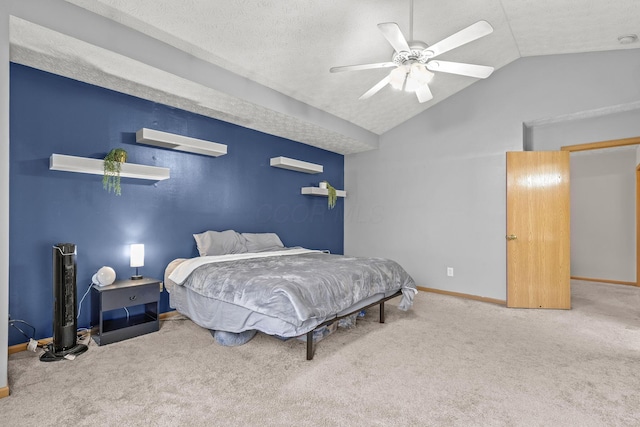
top-left (193, 230), bottom-right (248, 256)
top-left (241, 232), bottom-right (284, 253)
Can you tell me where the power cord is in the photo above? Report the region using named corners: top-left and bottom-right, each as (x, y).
top-left (9, 318), bottom-right (39, 352)
top-left (10, 317), bottom-right (91, 355)
top-left (76, 327), bottom-right (91, 345)
top-left (9, 318), bottom-right (35, 341)
top-left (77, 282), bottom-right (93, 320)
top-left (75, 283), bottom-right (94, 346)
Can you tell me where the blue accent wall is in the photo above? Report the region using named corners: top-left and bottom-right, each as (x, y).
top-left (9, 64), bottom-right (344, 346)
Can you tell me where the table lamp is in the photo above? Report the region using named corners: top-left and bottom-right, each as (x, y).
top-left (130, 244), bottom-right (144, 280)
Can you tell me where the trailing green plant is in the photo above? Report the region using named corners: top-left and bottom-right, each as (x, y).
top-left (323, 181), bottom-right (337, 209)
top-left (103, 148), bottom-right (128, 196)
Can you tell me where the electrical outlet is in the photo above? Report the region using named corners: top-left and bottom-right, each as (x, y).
top-left (447, 267), bottom-right (454, 277)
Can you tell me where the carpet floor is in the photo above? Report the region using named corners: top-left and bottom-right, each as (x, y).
top-left (2, 280), bottom-right (640, 426)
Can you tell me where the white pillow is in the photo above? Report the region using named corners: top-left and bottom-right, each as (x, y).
top-left (241, 233), bottom-right (284, 253)
top-left (193, 230), bottom-right (248, 256)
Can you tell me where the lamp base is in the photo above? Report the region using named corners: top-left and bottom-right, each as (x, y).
top-left (130, 274), bottom-right (143, 280)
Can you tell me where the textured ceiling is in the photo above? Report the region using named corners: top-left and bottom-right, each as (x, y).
top-left (10, 17), bottom-right (375, 155)
top-left (9, 0), bottom-right (640, 153)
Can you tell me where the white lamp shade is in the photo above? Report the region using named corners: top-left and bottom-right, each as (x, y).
top-left (405, 63), bottom-right (434, 93)
top-left (130, 244), bottom-right (145, 268)
top-left (389, 66), bottom-right (408, 90)
top-left (92, 266), bottom-right (116, 286)
top-left (410, 63), bottom-right (434, 84)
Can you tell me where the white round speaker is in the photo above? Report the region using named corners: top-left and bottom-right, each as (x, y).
top-left (92, 266), bottom-right (116, 286)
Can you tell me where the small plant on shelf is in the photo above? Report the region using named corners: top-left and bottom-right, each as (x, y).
top-left (103, 148), bottom-right (128, 196)
top-left (320, 180), bottom-right (337, 209)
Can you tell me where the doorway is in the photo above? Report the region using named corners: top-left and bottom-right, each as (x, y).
top-left (561, 136), bottom-right (640, 287)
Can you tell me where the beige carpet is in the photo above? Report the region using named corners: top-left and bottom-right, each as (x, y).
top-left (2, 280), bottom-right (640, 426)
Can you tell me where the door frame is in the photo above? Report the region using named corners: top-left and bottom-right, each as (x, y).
top-left (560, 136), bottom-right (640, 287)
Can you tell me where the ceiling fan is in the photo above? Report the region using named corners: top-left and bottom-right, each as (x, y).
top-left (330, 4), bottom-right (495, 103)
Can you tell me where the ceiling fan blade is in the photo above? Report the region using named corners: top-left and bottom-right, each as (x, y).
top-left (359, 74), bottom-right (392, 100)
top-left (330, 62), bottom-right (396, 73)
top-left (415, 84), bottom-right (433, 103)
top-left (426, 60), bottom-right (494, 78)
top-left (423, 20), bottom-right (493, 59)
top-left (377, 22), bottom-right (411, 54)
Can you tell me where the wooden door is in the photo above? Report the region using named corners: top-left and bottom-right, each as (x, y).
top-left (506, 151), bottom-right (571, 309)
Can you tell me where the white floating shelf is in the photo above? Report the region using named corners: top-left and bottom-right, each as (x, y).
top-left (50, 154), bottom-right (170, 181)
top-left (301, 187), bottom-right (346, 198)
top-left (270, 156), bottom-right (323, 174)
top-left (136, 128), bottom-right (227, 157)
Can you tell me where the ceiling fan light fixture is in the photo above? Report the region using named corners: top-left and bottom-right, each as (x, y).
top-left (404, 63), bottom-right (433, 93)
top-left (389, 66), bottom-right (408, 90)
top-left (410, 63), bottom-right (434, 84)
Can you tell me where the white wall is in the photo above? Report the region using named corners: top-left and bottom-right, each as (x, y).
top-left (1, 0), bottom-right (9, 393)
top-left (530, 108), bottom-right (640, 150)
top-left (570, 148), bottom-right (636, 282)
top-left (530, 112), bottom-right (640, 283)
top-left (345, 49), bottom-right (640, 300)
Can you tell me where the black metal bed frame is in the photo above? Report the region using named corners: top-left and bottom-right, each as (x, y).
top-left (305, 290), bottom-right (403, 360)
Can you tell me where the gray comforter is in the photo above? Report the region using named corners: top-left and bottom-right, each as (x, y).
top-left (176, 251), bottom-right (417, 327)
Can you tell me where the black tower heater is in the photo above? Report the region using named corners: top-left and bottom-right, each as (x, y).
top-left (40, 243), bottom-right (88, 362)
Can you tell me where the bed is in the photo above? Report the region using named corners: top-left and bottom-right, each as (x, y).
top-left (164, 230), bottom-right (418, 359)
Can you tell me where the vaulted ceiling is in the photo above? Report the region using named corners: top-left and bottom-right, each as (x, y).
top-left (9, 0), bottom-right (640, 153)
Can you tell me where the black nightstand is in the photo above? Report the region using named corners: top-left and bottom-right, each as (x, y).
top-left (91, 277), bottom-right (161, 345)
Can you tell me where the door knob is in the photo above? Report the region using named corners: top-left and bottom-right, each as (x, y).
top-left (506, 234), bottom-right (517, 240)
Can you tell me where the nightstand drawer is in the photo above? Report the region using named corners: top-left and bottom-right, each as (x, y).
top-left (101, 283), bottom-right (157, 311)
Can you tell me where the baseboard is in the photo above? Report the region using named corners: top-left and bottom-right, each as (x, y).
top-left (571, 276), bottom-right (637, 286)
top-left (0, 385), bottom-right (9, 399)
top-left (8, 338), bottom-right (52, 355)
top-left (8, 310), bottom-right (181, 355)
top-left (160, 310), bottom-right (181, 320)
top-left (417, 279), bottom-right (636, 308)
top-left (417, 286), bottom-right (506, 306)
